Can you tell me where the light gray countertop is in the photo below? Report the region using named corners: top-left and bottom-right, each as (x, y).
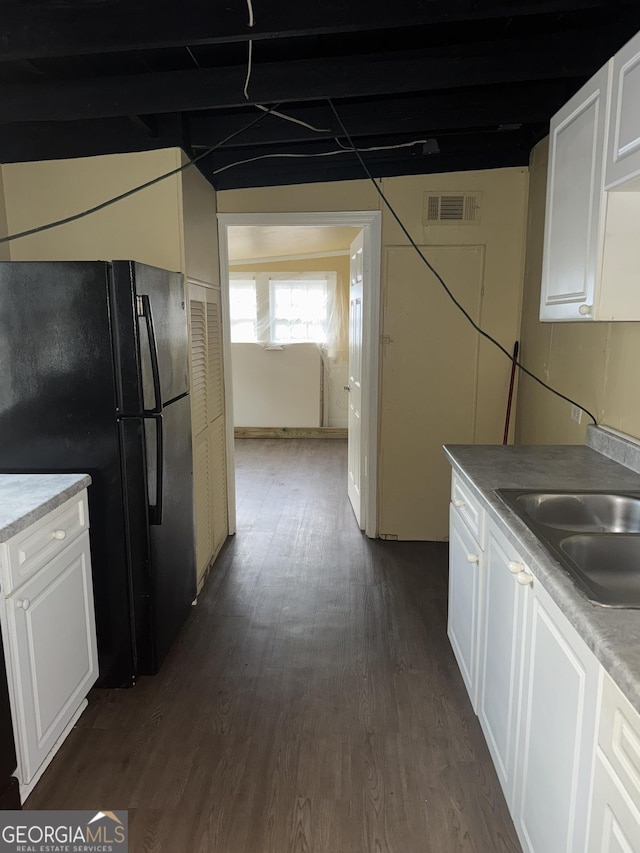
top-left (443, 439), bottom-right (640, 713)
top-left (0, 474), bottom-right (91, 543)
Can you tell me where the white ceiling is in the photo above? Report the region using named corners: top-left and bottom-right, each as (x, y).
top-left (227, 225), bottom-right (362, 262)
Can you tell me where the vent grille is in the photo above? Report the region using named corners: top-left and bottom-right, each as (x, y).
top-left (423, 192), bottom-right (481, 225)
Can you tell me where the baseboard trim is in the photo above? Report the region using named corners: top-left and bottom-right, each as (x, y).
top-left (234, 427), bottom-right (348, 440)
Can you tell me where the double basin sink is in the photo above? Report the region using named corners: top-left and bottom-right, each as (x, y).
top-left (495, 489), bottom-right (640, 608)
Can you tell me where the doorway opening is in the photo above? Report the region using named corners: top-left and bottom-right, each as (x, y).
top-left (218, 212), bottom-right (382, 539)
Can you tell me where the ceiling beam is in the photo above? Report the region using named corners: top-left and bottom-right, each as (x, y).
top-left (206, 146), bottom-right (534, 191)
top-left (0, 117), bottom-right (182, 163)
top-left (0, 0), bottom-right (624, 61)
top-left (187, 83), bottom-right (575, 148)
top-left (199, 125), bottom-right (541, 179)
top-left (0, 32), bottom-right (616, 123)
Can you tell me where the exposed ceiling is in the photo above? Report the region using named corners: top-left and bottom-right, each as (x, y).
top-left (1, 1), bottom-right (640, 191)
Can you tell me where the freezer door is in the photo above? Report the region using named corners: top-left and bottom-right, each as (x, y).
top-left (110, 262), bottom-right (189, 414)
top-left (146, 393), bottom-right (196, 672)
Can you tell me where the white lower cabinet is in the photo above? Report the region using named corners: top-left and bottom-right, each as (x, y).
top-left (447, 470), bottom-right (640, 853)
top-left (514, 576), bottom-right (600, 853)
top-left (448, 505), bottom-right (483, 711)
top-left (588, 672), bottom-right (640, 852)
top-left (5, 531), bottom-right (98, 786)
top-left (0, 489), bottom-right (98, 799)
top-left (589, 754), bottom-right (640, 852)
top-left (478, 521), bottom-right (531, 809)
top-left (471, 513), bottom-right (600, 852)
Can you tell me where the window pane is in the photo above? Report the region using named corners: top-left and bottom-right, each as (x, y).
top-left (229, 280), bottom-right (257, 342)
top-left (269, 279), bottom-right (329, 343)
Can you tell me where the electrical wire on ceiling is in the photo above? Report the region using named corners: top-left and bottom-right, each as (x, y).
top-left (0, 29), bottom-right (599, 429)
top-left (209, 138), bottom-right (435, 175)
top-left (0, 105), bottom-right (282, 246)
top-left (326, 98), bottom-right (598, 427)
top-left (242, 0), bottom-right (331, 133)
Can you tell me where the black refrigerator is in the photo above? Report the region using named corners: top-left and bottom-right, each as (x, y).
top-left (0, 261), bottom-right (196, 687)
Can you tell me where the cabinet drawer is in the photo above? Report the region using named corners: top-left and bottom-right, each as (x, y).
top-left (451, 471), bottom-right (484, 546)
top-left (1, 492), bottom-right (89, 596)
top-left (598, 671), bottom-right (640, 807)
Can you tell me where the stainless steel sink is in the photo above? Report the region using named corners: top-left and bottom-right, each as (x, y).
top-left (513, 492), bottom-right (640, 533)
top-left (494, 488), bottom-right (640, 608)
top-left (559, 535), bottom-right (640, 607)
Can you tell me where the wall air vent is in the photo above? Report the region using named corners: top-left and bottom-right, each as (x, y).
top-left (423, 192), bottom-right (481, 225)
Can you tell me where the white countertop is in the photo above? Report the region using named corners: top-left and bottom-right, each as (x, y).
top-left (443, 439), bottom-right (640, 713)
top-left (0, 474), bottom-right (91, 543)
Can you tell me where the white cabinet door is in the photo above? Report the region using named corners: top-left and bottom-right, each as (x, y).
top-left (448, 506), bottom-right (483, 712)
top-left (515, 578), bottom-right (600, 853)
top-left (478, 520), bottom-right (531, 809)
top-left (588, 753), bottom-right (640, 853)
top-left (606, 30), bottom-right (640, 189)
top-left (540, 61), bottom-right (611, 321)
top-left (6, 532), bottom-right (98, 784)
top-left (588, 671), bottom-right (640, 853)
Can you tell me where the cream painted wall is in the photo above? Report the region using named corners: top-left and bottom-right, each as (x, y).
top-left (179, 153), bottom-right (219, 285)
top-left (219, 170), bottom-right (529, 539)
top-left (231, 255), bottom-right (350, 427)
top-left (1, 150), bottom-right (184, 269)
top-left (516, 139), bottom-right (640, 445)
top-left (0, 170), bottom-right (10, 261)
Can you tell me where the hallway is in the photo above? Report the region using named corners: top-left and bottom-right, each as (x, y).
top-left (27, 439), bottom-right (520, 852)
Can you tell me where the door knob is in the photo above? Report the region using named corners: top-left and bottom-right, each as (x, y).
top-left (52, 529), bottom-right (67, 540)
top-left (516, 572), bottom-right (533, 586)
top-left (17, 599), bottom-right (31, 610)
top-left (508, 561), bottom-right (524, 574)
top-left (344, 385), bottom-right (351, 392)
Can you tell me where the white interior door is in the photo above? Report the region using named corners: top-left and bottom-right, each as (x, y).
top-left (347, 230), bottom-right (364, 527)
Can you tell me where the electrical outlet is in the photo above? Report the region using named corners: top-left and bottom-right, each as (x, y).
top-left (570, 404), bottom-right (582, 424)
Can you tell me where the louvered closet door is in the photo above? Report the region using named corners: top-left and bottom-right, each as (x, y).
top-left (190, 300), bottom-right (208, 436)
top-left (190, 297), bottom-right (213, 578)
top-left (206, 294), bottom-right (228, 555)
top-left (189, 283), bottom-right (229, 589)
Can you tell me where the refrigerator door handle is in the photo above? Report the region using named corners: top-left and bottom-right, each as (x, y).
top-left (145, 413), bottom-right (164, 526)
top-left (139, 294), bottom-right (162, 415)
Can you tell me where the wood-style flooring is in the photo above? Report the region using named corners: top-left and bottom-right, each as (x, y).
top-left (27, 439), bottom-right (522, 853)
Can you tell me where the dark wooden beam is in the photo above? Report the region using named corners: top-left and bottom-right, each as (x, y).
top-left (188, 82), bottom-right (574, 148)
top-left (0, 32), bottom-right (617, 122)
top-left (0, 0), bottom-right (625, 60)
top-left (206, 145), bottom-right (533, 190)
top-left (197, 124), bottom-right (540, 188)
top-left (0, 117), bottom-right (181, 163)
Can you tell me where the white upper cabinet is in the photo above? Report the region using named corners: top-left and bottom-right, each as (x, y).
top-left (541, 28), bottom-right (640, 322)
top-left (540, 62), bottom-right (611, 322)
top-left (606, 30), bottom-right (640, 190)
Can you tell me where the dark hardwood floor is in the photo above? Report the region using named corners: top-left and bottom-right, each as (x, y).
top-left (27, 439), bottom-right (521, 853)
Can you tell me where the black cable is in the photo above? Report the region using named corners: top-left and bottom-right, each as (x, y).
top-left (0, 105), bottom-right (281, 246)
top-left (327, 98), bottom-right (598, 427)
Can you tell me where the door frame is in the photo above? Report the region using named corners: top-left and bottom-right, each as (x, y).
top-left (217, 210), bottom-right (382, 539)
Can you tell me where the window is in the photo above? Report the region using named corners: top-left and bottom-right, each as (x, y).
top-left (270, 278), bottom-right (329, 343)
top-left (228, 277), bottom-right (258, 342)
top-left (229, 271), bottom-right (336, 344)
